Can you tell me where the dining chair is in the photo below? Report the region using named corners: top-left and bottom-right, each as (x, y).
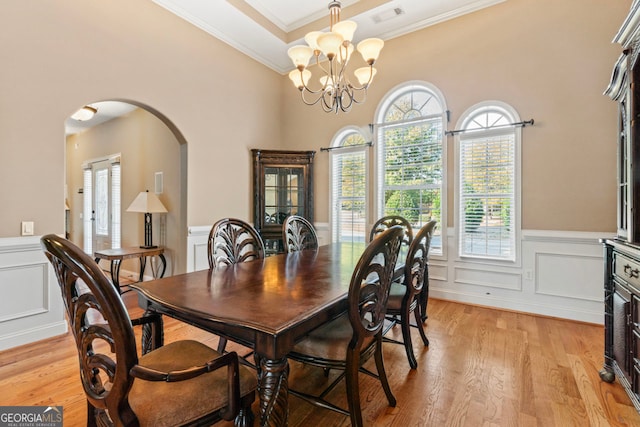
top-left (208, 217), bottom-right (265, 269)
top-left (383, 220), bottom-right (437, 369)
top-left (283, 215), bottom-right (319, 253)
top-left (208, 218), bottom-right (265, 354)
top-left (287, 225), bottom-right (404, 427)
top-left (41, 234), bottom-right (257, 427)
top-left (369, 215), bottom-right (413, 248)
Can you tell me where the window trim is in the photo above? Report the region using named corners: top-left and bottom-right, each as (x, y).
top-left (454, 101), bottom-right (522, 265)
top-left (373, 81), bottom-right (448, 259)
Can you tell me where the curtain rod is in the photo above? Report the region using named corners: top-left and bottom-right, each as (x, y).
top-left (445, 119), bottom-right (534, 136)
top-left (320, 141), bottom-right (373, 152)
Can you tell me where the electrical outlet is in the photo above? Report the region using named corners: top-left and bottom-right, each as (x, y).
top-left (21, 221), bottom-right (34, 236)
top-left (524, 269), bottom-right (534, 280)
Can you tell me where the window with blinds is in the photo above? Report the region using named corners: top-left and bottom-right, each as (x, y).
top-left (331, 130), bottom-right (368, 243)
top-left (457, 104), bottom-right (519, 261)
top-left (376, 84), bottom-right (446, 255)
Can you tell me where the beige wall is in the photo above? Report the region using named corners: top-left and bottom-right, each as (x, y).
top-left (281, 0), bottom-right (629, 232)
top-left (0, 0), bottom-right (282, 238)
top-left (66, 107), bottom-right (186, 273)
top-left (0, 0), bottom-right (631, 244)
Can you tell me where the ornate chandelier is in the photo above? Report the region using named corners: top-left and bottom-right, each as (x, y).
top-left (287, 1), bottom-right (384, 114)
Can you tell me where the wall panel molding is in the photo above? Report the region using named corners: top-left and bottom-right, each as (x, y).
top-left (0, 236), bottom-right (66, 351)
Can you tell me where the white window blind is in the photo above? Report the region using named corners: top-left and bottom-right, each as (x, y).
top-left (111, 159), bottom-right (121, 249)
top-left (82, 166), bottom-right (92, 255)
top-left (331, 132), bottom-right (367, 243)
top-left (458, 107), bottom-right (517, 260)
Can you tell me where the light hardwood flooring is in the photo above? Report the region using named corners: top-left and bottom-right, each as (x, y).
top-left (1, 288), bottom-right (639, 426)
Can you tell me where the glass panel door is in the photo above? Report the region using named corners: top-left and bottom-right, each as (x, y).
top-left (264, 167), bottom-right (304, 224)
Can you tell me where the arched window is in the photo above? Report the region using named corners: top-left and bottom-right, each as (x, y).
top-left (330, 127), bottom-right (369, 243)
top-left (456, 101), bottom-right (521, 261)
top-left (375, 82), bottom-right (446, 255)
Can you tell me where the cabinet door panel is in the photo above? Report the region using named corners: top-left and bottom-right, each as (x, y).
top-left (614, 282), bottom-right (632, 381)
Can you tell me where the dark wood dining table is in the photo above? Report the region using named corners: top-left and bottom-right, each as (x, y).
top-left (130, 242), bottom-right (369, 427)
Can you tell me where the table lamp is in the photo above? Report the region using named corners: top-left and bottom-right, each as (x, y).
top-left (126, 190), bottom-right (167, 249)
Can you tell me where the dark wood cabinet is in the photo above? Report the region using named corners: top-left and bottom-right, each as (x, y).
top-left (251, 149), bottom-right (315, 254)
top-left (602, 240), bottom-right (640, 412)
top-left (605, 2), bottom-right (640, 243)
top-left (602, 2), bottom-right (640, 413)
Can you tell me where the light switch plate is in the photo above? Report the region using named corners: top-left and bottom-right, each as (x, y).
top-left (21, 221), bottom-right (34, 236)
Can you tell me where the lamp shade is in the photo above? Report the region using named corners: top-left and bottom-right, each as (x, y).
top-left (354, 66), bottom-right (377, 86)
top-left (288, 45), bottom-right (314, 69)
top-left (317, 31), bottom-right (344, 59)
top-left (126, 190), bottom-right (167, 213)
top-left (304, 31), bottom-right (323, 51)
top-left (332, 20), bottom-right (357, 42)
top-left (357, 38), bottom-right (384, 64)
top-left (289, 69), bottom-right (311, 89)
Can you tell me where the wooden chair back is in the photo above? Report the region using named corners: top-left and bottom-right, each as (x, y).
top-left (349, 225), bottom-right (404, 341)
top-left (283, 215), bottom-right (319, 253)
top-left (208, 218), bottom-right (265, 268)
top-left (369, 215), bottom-right (413, 248)
top-left (403, 220), bottom-right (437, 309)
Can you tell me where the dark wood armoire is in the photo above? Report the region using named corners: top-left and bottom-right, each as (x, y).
top-left (601, 0), bottom-right (640, 414)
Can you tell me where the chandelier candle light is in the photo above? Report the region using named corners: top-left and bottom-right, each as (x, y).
top-left (287, 1), bottom-right (384, 113)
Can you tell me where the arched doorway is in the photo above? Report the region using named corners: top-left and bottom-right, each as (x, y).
top-left (65, 100), bottom-right (188, 276)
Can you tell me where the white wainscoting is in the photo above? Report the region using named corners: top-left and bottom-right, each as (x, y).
top-left (187, 225), bottom-right (211, 272)
top-left (186, 225), bottom-right (611, 324)
top-left (428, 229), bottom-right (613, 324)
top-left (0, 236), bottom-right (67, 351)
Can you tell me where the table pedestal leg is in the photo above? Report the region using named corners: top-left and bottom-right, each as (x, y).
top-left (138, 309), bottom-right (163, 355)
top-left (256, 354), bottom-right (289, 427)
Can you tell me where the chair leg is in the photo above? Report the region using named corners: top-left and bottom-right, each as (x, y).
top-left (234, 404), bottom-right (255, 427)
top-left (86, 400), bottom-right (97, 427)
top-left (414, 306), bottom-right (429, 347)
top-left (374, 336), bottom-right (396, 407)
top-left (217, 336), bottom-right (228, 353)
top-left (420, 275), bottom-right (430, 321)
top-left (345, 349), bottom-right (364, 427)
top-left (401, 309), bottom-right (418, 370)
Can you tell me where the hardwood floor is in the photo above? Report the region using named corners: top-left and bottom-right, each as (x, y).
top-left (1, 290), bottom-right (639, 426)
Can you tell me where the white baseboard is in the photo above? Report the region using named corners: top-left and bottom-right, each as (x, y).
top-left (0, 321), bottom-right (67, 352)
